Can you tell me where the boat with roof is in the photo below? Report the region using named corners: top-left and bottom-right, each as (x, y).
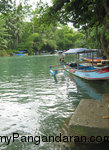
top-left (63, 48), bottom-right (109, 80)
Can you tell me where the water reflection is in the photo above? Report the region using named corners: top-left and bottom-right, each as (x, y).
top-left (64, 71), bottom-right (109, 101)
top-left (71, 76), bottom-right (102, 100)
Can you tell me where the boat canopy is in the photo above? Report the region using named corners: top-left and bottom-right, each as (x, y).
top-left (63, 48), bottom-right (98, 54)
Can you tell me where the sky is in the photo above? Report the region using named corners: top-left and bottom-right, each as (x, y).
top-left (16, 0), bottom-right (52, 7)
top-left (16, 0), bottom-right (74, 28)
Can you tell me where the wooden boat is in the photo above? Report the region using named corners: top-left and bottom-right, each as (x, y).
top-left (56, 50), bottom-right (63, 55)
top-left (64, 48), bottom-right (109, 80)
top-left (82, 56), bottom-right (103, 63)
top-left (13, 50), bottom-right (28, 56)
top-left (81, 49), bottom-right (104, 63)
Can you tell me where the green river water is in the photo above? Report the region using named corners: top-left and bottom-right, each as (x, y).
top-left (0, 55), bottom-right (109, 150)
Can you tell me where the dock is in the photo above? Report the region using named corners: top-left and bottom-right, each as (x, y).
top-left (55, 94), bottom-right (109, 149)
top-left (68, 94), bottom-right (109, 138)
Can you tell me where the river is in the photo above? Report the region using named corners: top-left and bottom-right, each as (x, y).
top-left (0, 55), bottom-right (109, 150)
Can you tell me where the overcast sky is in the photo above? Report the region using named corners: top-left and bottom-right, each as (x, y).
top-left (16, 0), bottom-right (74, 28)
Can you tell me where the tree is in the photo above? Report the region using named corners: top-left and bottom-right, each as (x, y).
top-left (0, 15), bottom-right (10, 51)
top-left (25, 33), bottom-right (40, 54)
top-left (0, 0), bottom-right (12, 14)
top-left (5, 2), bottom-right (31, 50)
top-left (0, 0), bottom-right (88, 55)
top-left (42, 0), bottom-right (109, 58)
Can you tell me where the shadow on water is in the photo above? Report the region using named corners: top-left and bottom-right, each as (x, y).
top-left (52, 74), bottom-right (58, 83)
top-left (72, 76), bottom-right (103, 100)
top-left (64, 70), bottom-right (109, 101)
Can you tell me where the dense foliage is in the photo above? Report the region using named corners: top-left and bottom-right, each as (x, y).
top-left (42, 0), bottom-right (109, 58)
top-left (0, 0), bottom-right (108, 57)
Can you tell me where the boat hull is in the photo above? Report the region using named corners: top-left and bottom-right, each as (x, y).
top-left (13, 53), bottom-right (28, 56)
top-left (64, 65), bottom-right (109, 80)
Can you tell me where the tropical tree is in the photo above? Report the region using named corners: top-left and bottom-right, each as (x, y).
top-left (5, 3), bottom-right (27, 49)
top-left (41, 0), bottom-right (109, 58)
top-left (0, 0), bottom-right (88, 55)
top-left (0, 16), bottom-right (10, 51)
top-left (0, 0), bottom-right (12, 14)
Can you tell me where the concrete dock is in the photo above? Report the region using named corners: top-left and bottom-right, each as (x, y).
top-left (56, 94), bottom-right (109, 149)
top-left (68, 94), bottom-right (109, 138)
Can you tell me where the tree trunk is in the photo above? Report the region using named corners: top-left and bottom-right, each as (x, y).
top-left (102, 1), bottom-right (109, 59)
top-left (96, 25), bottom-right (100, 48)
top-left (100, 21), bottom-right (109, 59)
